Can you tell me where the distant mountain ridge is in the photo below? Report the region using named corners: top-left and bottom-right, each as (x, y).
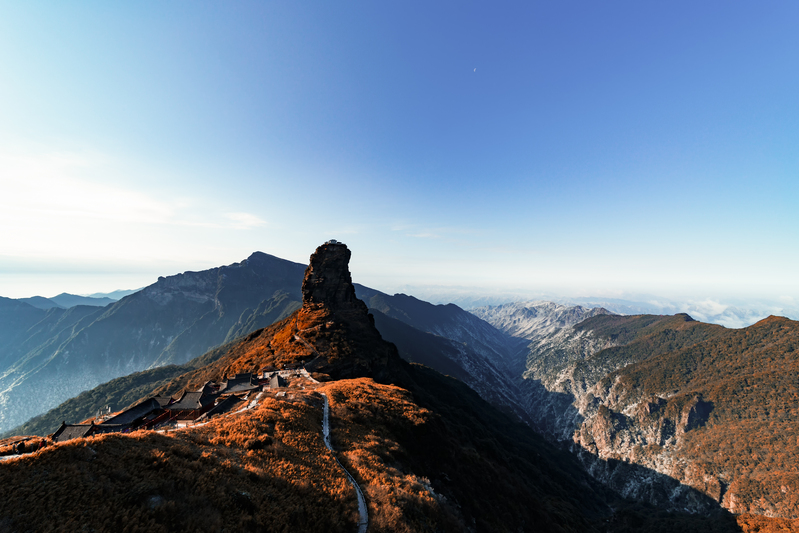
top-left (50, 293), bottom-right (117, 308)
top-left (15, 296), bottom-right (64, 310)
top-left (86, 289), bottom-right (141, 300)
top-left (17, 293), bottom-right (120, 310)
top-left (0, 251), bottom-right (307, 433)
top-left (470, 301), bottom-right (613, 341)
top-left (6, 267), bottom-right (534, 437)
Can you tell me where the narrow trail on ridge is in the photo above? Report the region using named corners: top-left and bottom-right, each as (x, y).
top-left (321, 393), bottom-right (368, 533)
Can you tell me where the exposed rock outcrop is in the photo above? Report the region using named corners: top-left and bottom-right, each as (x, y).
top-left (301, 243), bottom-right (364, 312)
top-left (291, 242), bottom-right (401, 380)
top-left (172, 242), bottom-right (405, 388)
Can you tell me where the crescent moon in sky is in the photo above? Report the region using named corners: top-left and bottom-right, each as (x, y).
top-left (474, 68), bottom-right (476, 72)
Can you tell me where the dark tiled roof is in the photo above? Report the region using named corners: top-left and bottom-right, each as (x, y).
top-left (223, 382), bottom-right (259, 393)
top-left (103, 398), bottom-right (162, 426)
top-left (153, 395), bottom-right (173, 407)
top-left (201, 396), bottom-right (246, 419)
top-left (196, 381), bottom-right (218, 395)
top-left (52, 423), bottom-right (94, 442)
top-left (220, 374), bottom-right (257, 393)
top-left (168, 392), bottom-right (214, 411)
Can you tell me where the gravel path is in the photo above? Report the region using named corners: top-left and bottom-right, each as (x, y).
top-left (321, 393), bottom-right (368, 533)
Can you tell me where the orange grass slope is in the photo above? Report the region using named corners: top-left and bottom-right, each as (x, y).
top-left (318, 377), bottom-right (607, 532)
top-left (736, 514), bottom-right (799, 532)
top-left (594, 314), bottom-right (799, 518)
top-left (0, 393), bottom-right (359, 533)
top-left (0, 378), bottom-right (594, 533)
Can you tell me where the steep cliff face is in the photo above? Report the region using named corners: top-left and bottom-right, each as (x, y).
top-left (473, 302), bottom-right (620, 440)
top-left (471, 301), bottom-right (613, 378)
top-left (301, 244), bottom-right (363, 311)
top-left (291, 242), bottom-right (400, 380)
top-left (511, 312), bottom-right (799, 518)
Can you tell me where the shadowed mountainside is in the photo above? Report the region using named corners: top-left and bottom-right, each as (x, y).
top-left (0, 252), bottom-right (306, 433)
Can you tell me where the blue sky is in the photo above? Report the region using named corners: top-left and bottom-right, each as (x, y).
top-left (1, 1), bottom-right (797, 304)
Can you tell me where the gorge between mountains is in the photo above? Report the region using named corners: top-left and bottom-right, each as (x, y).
top-left (0, 241), bottom-right (798, 532)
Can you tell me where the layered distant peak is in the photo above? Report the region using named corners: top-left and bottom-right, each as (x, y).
top-left (301, 241), bottom-right (365, 313)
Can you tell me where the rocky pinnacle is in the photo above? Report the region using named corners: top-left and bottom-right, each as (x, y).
top-left (301, 241), bottom-right (368, 313)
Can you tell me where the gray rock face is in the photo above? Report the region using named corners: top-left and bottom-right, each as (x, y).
top-left (472, 305), bottom-right (731, 514)
top-left (471, 301), bottom-right (611, 341)
top-left (471, 301), bottom-right (618, 438)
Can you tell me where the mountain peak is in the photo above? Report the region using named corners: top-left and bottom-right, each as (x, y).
top-left (172, 241), bottom-right (403, 384)
top-left (290, 241), bottom-right (400, 379)
top-left (301, 241), bottom-right (363, 312)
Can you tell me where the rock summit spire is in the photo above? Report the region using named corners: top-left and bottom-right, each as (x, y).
top-left (301, 241), bottom-right (366, 314)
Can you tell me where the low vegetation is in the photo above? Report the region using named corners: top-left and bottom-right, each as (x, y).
top-left (0, 393), bottom-right (357, 533)
top-left (584, 315), bottom-right (799, 518)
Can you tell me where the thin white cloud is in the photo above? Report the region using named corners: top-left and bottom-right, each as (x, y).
top-left (0, 149), bottom-right (269, 230)
top-left (689, 299), bottom-right (729, 317)
top-left (225, 212), bottom-right (267, 229)
top-left (0, 148), bottom-right (271, 267)
top-left (0, 150), bottom-right (174, 225)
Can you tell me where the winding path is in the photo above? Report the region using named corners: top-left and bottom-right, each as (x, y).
top-left (321, 393), bottom-right (368, 533)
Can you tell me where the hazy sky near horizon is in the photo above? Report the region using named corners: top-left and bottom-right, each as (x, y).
top-left (1, 1), bottom-right (797, 301)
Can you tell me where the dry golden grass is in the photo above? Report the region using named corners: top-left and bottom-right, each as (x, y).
top-left (319, 376), bottom-right (611, 533)
top-left (0, 392), bottom-right (357, 533)
top-left (0, 436), bottom-right (49, 457)
top-left (319, 378), bottom-right (461, 532)
top-left (737, 513), bottom-right (799, 532)
top-left (600, 316), bottom-right (799, 517)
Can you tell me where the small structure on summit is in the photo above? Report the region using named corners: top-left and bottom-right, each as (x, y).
top-left (52, 421), bottom-right (127, 442)
top-left (269, 374), bottom-right (287, 389)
